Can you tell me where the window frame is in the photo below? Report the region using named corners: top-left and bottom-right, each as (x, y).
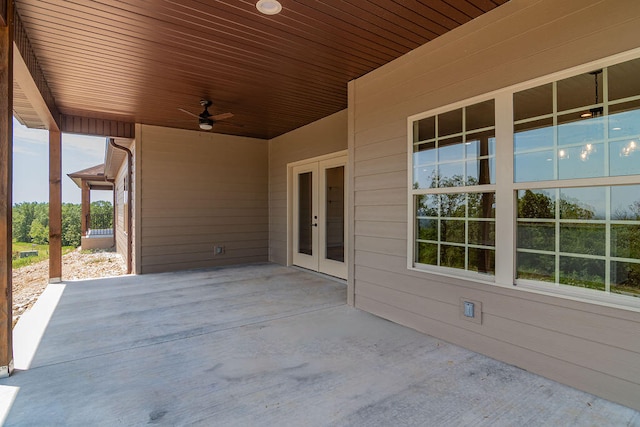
top-left (408, 96), bottom-right (499, 282)
top-left (407, 47), bottom-right (640, 311)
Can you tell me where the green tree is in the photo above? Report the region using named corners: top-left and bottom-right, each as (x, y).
top-left (90, 200), bottom-right (113, 230)
top-left (518, 190), bottom-right (554, 219)
top-left (13, 202), bottom-right (37, 242)
top-left (12, 202), bottom-right (49, 243)
top-left (62, 203), bottom-right (81, 247)
top-left (29, 219), bottom-right (49, 244)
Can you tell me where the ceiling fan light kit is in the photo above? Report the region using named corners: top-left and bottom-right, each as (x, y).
top-left (179, 100), bottom-right (234, 131)
top-left (199, 120), bottom-right (213, 131)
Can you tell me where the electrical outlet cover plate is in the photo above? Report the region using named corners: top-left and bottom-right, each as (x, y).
top-left (459, 298), bottom-right (482, 324)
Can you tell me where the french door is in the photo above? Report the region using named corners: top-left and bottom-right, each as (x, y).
top-left (292, 155), bottom-right (347, 279)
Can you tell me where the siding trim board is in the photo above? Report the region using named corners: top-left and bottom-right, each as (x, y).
top-left (352, 0), bottom-right (640, 410)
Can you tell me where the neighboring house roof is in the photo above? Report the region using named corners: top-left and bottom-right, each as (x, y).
top-left (67, 164), bottom-right (113, 191)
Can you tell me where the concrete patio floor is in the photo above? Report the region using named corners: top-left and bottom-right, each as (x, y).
top-left (1, 263), bottom-right (638, 426)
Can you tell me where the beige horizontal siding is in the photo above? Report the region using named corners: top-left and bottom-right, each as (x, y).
top-left (140, 255), bottom-right (267, 274)
top-left (138, 125), bottom-right (268, 273)
top-left (351, 0), bottom-right (640, 410)
top-left (354, 171), bottom-right (405, 191)
top-left (355, 205), bottom-right (406, 222)
top-left (139, 207), bottom-right (266, 219)
top-left (143, 231), bottom-right (269, 247)
top-left (355, 221), bottom-right (406, 240)
top-left (354, 153), bottom-right (405, 177)
top-left (355, 188), bottom-right (406, 206)
top-left (268, 110), bottom-right (348, 265)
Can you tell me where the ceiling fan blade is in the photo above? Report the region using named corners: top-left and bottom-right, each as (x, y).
top-left (178, 108), bottom-right (200, 119)
top-left (210, 112), bottom-right (234, 121)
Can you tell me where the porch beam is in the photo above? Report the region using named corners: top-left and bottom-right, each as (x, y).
top-left (60, 115), bottom-right (134, 139)
top-left (0, 0), bottom-right (14, 378)
top-left (49, 130), bottom-right (61, 282)
top-left (88, 184), bottom-right (113, 191)
top-left (0, 0), bottom-right (6, 27)
top-left (12, 11), bottom-right (60, 130)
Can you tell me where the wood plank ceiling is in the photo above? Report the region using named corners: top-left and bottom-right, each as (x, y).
top-left (13, 0), bottom-right (508, 139)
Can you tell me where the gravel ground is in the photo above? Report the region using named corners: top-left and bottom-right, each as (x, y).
top-left (12, 248), bottom-right (126, 328)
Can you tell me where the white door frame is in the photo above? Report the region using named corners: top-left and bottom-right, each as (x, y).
top-left (287, 150), bottom-right (348, 279)
top-left (292, 162), bottom-right (319, 271)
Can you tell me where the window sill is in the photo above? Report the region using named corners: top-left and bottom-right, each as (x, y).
top-left (410, 263), bottom-right (496, 286)
top-left (514, 279), bottom-right (640, 313)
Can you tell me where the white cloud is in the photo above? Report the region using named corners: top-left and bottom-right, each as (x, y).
top-left (12, 116), bottom-right (111, 203)
top-left (62, 133), bottom-right (107, 158)
top-left (12, 118), bottom-right (48, 156)
top-left (13, 145), bottom-right (39, 156)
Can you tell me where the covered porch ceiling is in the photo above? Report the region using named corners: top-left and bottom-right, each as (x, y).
top-left (12, 0), bottom-right (508, 140)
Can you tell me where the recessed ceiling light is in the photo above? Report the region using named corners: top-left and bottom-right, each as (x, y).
top-left (256, 0), bottom-right (282, 15)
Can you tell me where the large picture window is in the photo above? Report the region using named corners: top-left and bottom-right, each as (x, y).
top-left (409, 53), bottom-right (640, 304)
top-left (513, 57), bottom-right (640, 298)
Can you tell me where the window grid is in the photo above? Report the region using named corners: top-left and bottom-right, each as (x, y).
top-left (514, 87), bottom-right (640, 182)
top-left (413, 113), bottom-right (496, 190)
top-left (516, 186), bottom-right (640, 294)
top-left (416, 197), bottom-right (496, 270)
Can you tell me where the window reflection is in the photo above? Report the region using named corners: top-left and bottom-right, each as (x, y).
top-left (413, 100), bottom-right (495, 189)
top-left (415, 192), bottom-right (495, 274)
top-left (514, 58), bottom-right (640, 182)
top-left (517, 185), bottom-right (640, 297)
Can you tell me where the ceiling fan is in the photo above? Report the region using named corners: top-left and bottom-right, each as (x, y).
top-left (179, 100), bottom-right (234, 130)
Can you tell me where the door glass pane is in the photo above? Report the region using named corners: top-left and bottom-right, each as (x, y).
top-left (298, 172), bottom-right (312, 256)
top-left (325, 166), bottom-right (344, 262)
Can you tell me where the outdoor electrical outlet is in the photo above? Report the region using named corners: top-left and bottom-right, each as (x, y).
top-left (464, 301), bottom-right (475, 318)
top-left (460, 298), bottom-right (482, 324)
top-left (214, 245), bottom-right (225, 255)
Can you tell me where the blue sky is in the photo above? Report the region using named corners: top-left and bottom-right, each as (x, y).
top-left (13, 117), bottom-right (112, 204)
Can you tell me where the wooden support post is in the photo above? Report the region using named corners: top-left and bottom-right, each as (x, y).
top-left (0, 0), bottom-right (6, 27)
top-left (0, 0), bottom-right (14, 377)
top-left (81, 182), bottom-right (90, 237)
top-left (49, 130), bottom-right (62, 282)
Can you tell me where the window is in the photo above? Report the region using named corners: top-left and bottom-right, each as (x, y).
top-left (516, 185), bottom-right (640, 296)
top-left (411, 100), bottom-right (496, 276)
top-left (514, 60), bottom-right (640, 182)
top-left (409, 53), bottom-right (640, 304)
top-left (513, 57), bottom-right (640, 298)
